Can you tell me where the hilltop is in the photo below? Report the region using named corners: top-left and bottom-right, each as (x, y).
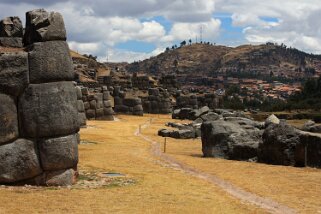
top-left (126, 43), bottom-right (321, 81)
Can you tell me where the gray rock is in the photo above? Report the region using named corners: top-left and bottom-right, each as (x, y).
top-left (0, 94), bottom-right (18, 145)
top-left (89, 100), bottom-right (97, 109)
top-left (78, 112), bottom-right (87, 127)
top-left (77, 100), bottom-right (85, 112)
top-left (103, 107), bottom-right (114, 115)
top-left (39, 134), bottom-right (79, 171)
top-left (83, 102), bottom-right (90, 110)
top-left (0, 139), bottom-right (42, 183)
top-left (86, 109), bottom-right (96, 119)
top-left (27, 41), bottom-right (74, 84)
top-left (200, 112), bottom-right (220, 122)
top-left (265, 114), bottom-right (280, 127)
top-left (103, 91), bottom-right (110, 100)
top-left (104, 100), bottom-right (112, 108)
top-left (96, 108), bottom-right (104, 118)
top-left (75, 86), bottom-right (82, 99)
top-left (0, 52), bottom-right (28, 97)
top-left (19, 82), bottom-right (79, 138)
top-left (158, 129), bottom-right (172, 137)
top-left (302, 120), bottom-right (321, 133)
top-left (123, 98), bottom-right (142, 107)
top-left (170, 129), bottom-right (195, 139)
top-left (133, 105), bottom-right (143, 112)
top-left (0, 37), bottom-right (23, 48)
top-left (45, 169), bottom-right (76, 186)
top-left (24, 9), bottom-right (66, 45)
top-left (201, 120), bottom-right (261, 160)
top-left (224, 117), bottom-right (265, 129)
top-left (189, 106), bottom-right (210, 120)
top-left (0, 17), bottom-right (23, 37)
top-left (148, 88), bottom-right (159, 96)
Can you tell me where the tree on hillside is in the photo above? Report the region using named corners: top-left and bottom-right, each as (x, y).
top-left (180, 40), bottom-right (186, 47)
top-left (189, 39), bottom-right (192, 45)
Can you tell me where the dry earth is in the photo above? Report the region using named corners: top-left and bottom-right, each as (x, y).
top-left (0, 114), bottom-right (320, 213)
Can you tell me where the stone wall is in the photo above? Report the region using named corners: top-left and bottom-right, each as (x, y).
top-left (0, 9), bottom-right (79, 186)
top-left (0, 16), bottom-right (23, 48)
top-left (113, 86), bottom-right (143, 116)
top-left (142, 88), bottom-right (172, 114)
top-left (82, 86), bottom-right (114, 121)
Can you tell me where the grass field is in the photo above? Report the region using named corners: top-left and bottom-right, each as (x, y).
top-left (0, 114), bottom-right (320, 213)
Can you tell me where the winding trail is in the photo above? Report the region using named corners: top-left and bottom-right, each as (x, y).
top-left (135, 119), bottom-right (297, 214)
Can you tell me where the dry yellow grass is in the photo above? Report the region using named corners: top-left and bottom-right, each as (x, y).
top-left (142, 115), bottom-right (321, 214)
top-left (0, 115), bottom-right (264, 214)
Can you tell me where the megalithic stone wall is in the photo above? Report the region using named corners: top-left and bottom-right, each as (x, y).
top-left (0, 9), bottom-right (79, 186)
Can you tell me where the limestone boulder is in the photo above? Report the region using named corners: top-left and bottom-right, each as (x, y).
top-left (0, 52), bottom-right (29, 97)
top-left (0, 139), bottom-right (42, 183)
top-left (24, 9), bottom-right (66, 45)
top-left (265, 114), bottom-right (280, 127)
top-left (19, 82), bottom-right (79, 138)
top-left (27, 41), bottom-right (74, 83)
top-left (39, 134), bottom-right (79, 171)
top-left (0, 94), bottom-right (18, 145)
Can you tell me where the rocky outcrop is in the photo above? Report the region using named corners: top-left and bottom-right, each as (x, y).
top-left (0, 9), bottom-right (79, 186)
top-left (201, 120), bottom-right (262, 160)
top-left (258, 122), bottom-right (321, 168)
top-left (301, 120), bottom-right (321, 133)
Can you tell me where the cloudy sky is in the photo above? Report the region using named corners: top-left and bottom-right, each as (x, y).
top-left (1, 0), bottom-right (321, 62)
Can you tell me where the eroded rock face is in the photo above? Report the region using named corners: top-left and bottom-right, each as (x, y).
top-left (27, 41), bottom-right (74, 84)
top-left (19, 81), bottom-right (79, 138)
top-left (0, 52), bottom-right (29, 97)
top-left (201, 120), bottom-right (261, 160)
top-left (24, 9), bottom-right (66, 45)
top-left (0, 94), bottom-right (18, 145)
top-left (0, 139), bottom-right (42, 183)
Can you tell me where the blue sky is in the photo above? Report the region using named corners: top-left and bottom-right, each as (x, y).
top-left (1, 0), bottom-right (321, 62)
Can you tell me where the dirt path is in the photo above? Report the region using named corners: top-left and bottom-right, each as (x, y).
top-left (135, 120), bottom-right (297, 214)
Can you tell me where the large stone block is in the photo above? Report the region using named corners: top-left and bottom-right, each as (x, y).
top-left (19, 81), bottom-right (79, 138)
top-left (24, 9), bottom-right (66, 45)
top-left (77, 100), bottom-right (85, 112)
top-left (0, 52), bottom-right (28, 97)
top-left (0, 139), bottom-right (42, 183)
top-left (27, 41), bottom-right (74, 83)
top-left (39, 134), bottom-right (79, 171)
top-left (0, 17), bottom-right (23, 37)
top-left (0, 94), bottom-right (18, 145)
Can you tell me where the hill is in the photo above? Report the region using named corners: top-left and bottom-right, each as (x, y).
top-left (126, 43), bottom-right (321, 81)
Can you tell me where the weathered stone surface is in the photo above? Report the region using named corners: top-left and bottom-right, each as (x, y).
top-left (148, 88), bottom-right (159, 96)
top-left (96, 108), bottom-right (104, 118)
top-left (103, 107), bottom-right (114, 115)
top-left (39, 134), bottom-right (79, 171)
top-left (75, 86), bottom-right (82, 99)
top-left (19, 82), bottom-right (79, 138)
top-left (0, 139), bottom-right (42, 183)
top-left (103, 92), bottom-right (110, 100)
top-left (77, 100), bottom-right (85, 112)
top-left (258, 123), bottom-right (300, 166)
top-left (201, 121), bottom-right (261, 160)
top-left (78, 112), bottom-right (87, 127)
top-left (0, 94), bottom-right (18, 144)
top-left (0, 16), bottom-right (23, 37)
top-left (133, 105), bottom-right (143, 112)
top-left (86, 109), bottom-right (96, 119)
top-left (90, 100), bottom-right (97, 109)
top-left (170, 129), bottom-right (195, 139)
top-left (27, 41), bottom-right (74, 83)
top-left (265, 114), bottom-right (280, 127)
top-left (24, 9), bottom-right (66, 45)
top-left (0, 37), bottom-right (23, 48)
top-left (123, 98), bottom-right (142, 107)
top-left (302, 120), bottom-right (321, 133)
top-left (104, 100), bottom-right (112, 108)
top-left (158, 129), bottom-right (171, 137)
top-left (200, 112), bottom-right (220, 122)
top-left (45, 169), bottom-right (76, 186)
top-left (0, 52), bottom-right (28, 97)
top-left (84, 102), bottom-right (90, 110)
